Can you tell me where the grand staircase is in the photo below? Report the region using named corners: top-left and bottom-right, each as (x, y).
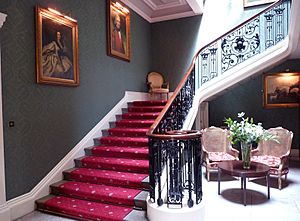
top-left (31, 1), bottom-right (299, 220)
top-left (36, 100), bottom-right (167, 221)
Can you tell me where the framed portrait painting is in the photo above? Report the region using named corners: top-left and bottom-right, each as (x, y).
top-left (35, 6), bottom-right (79, 86)
top-left (244, 0), bottom-right (275, 7)
top-left (107, 0), bottom-right (131, 62)
top-left (263, 73), bottom-right (299, 108)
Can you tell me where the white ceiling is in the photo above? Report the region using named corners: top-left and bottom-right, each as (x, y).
top-left (120, 0), bottom-right (203, 23)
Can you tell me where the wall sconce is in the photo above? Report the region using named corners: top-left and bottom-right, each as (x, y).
top-left (111, 2), bottom-right (130, 15)
top-left (48, 7), bottom-right (77, 22)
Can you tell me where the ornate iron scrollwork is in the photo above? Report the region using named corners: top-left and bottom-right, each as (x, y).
top-left (148, 131), bottom-right (202, 208)
top-left (199, 43), bottom-right (218, 85)
top-left (155, 69), bottom-right (195, 134)
top-left (221, 18), bottom-right (260, 72)
top-left (195, 0), bottom-right (291, 82)
top-left (167, 140), bottom-right (183, 207)
top-left (265, 4), bottom-right (286, 49)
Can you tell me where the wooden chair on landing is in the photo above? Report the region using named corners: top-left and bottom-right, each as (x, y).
top-left (147, 72), bottom-right (169, 100)
top-left (201, 126), bottom-right (239, 181)
top-left (251, 127), bottom-right (293, 190)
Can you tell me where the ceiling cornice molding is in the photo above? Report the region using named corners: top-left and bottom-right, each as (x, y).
top-left (121, 0), bottom-right (203, 23)
top-left (150, 10), bottom-right (198, 23)
top-left (186, 0), bottom-right (203, 14)
top-left (143, 0), bottom-right (157, 10)
top-left (144, 0), bottom-right (186, 11)
top-left (121, 0), bottom-right (152, 22)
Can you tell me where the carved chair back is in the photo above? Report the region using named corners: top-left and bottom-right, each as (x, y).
top-left (201, 126), bottom-right (232, 153)
top-left (147, 72), bottom-right (165, 89)
top-left (257, 127), bottom-right (293, 157)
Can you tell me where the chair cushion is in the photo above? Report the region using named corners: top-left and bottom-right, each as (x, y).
top-left (208, 152), bottom-right (236, 162)
top-left (251, 155), bottom-right (281, 167)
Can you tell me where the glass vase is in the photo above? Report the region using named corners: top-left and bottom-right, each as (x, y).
top-left (241, 142), bottom-right (252, 169)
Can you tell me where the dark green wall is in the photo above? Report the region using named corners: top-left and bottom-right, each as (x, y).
top-left (151, 16), bottom-right (202, 91)
top-left (209, 59), bottom-right (299, 150)
top-left (0, 0), bottom-right (151, 200)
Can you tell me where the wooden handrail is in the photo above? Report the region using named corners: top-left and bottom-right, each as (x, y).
top-left (147, 0), bottom-right (284, 136)
top-left (148, 130), bottom-right (201, 140)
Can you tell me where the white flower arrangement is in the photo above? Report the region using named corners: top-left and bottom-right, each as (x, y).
top-left (224, 112), bottom-right (277, 145)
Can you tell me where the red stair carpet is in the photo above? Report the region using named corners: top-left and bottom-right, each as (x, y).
top-left (36, 100), bottom-right (167, 221)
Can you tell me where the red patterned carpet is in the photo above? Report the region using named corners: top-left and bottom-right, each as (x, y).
top-left (36, 100), bottom-right (167, 221)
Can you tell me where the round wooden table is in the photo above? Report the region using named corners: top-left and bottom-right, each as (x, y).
top-left (217, 160), bottom-right (270, 206)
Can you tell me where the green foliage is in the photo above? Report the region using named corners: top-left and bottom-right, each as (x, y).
top-left (224, 112), bottom-right (278, 145)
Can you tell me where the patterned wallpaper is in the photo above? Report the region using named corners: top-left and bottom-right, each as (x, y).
top-left (0, 0), bottom-right (151, 200)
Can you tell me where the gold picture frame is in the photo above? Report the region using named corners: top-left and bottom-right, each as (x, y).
top-left (244, 0), bottom-right (275, 7)
top-left (36, 6), bottom-right (79, 86)
top-left (263, 73), bottom-right (299, 108)
top-left (107, 0), bottom-right (131, 62)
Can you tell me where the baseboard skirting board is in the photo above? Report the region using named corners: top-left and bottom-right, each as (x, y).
top-left (0, 203), bottom-right (10, 221)
top-left (0, 91), bottom-right (150, 221)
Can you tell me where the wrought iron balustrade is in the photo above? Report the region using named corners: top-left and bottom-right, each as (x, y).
top-left (198, 0), bottom-right (290, 86)
top-left (147, 0), bottom-right (291, 208)
top-left (148, 130), bottom-right (202, 208)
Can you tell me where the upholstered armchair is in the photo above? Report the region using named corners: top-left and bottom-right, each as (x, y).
top-left (147, 72), bottom-right (169, 100)
top-left (251, 127), bottom-right (293, 190)
top-left (201, 126), bottom-right (239, 181)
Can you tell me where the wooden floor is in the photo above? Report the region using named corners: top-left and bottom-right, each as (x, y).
top-left (15, 157), bottom-right (300, 221)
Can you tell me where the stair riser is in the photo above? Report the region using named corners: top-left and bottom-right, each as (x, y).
top-left (128, 107), bottom-right (164, 112)
top-left (115, 122), bottom-right (153, 128)
top-left (37, 196), bottom-right (136, 221)
top-left (85, 146), bottom-right (149, 159)
top-left (63, 172), bottom-right (148, 190)
top-left (104, 127), bottom-right (149, 137)
top-left (96, 139), bottom-right (148, 147)
top-left (37, 206), bottom-right (147, 221)
top-left (109, 121), bottom-right (153, 128)
top-left (130, 101), bottom-right (167, 106)
top-left (108, 130), bottom-right (147, 137)
top-left (121, 114), bottom-right (159, 120)
top-left (87, 150), bottom-right (149, 160)
top-left (50, 186), bottom-right (136, 208)
top-left (75, 159), bottom-right (149, 174)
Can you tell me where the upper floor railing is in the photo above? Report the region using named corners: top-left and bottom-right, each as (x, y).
top-left (196, 0), bottom-right (290, 88)
top-left (147, 0), bottom-right (291, 208)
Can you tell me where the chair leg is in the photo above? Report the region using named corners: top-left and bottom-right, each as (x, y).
top-left (278, 174), bottom-right (288, 190)
top-left (278, 175), bottom-right (282, 190)
top-left (206, 167), bottom-right (210, 182)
